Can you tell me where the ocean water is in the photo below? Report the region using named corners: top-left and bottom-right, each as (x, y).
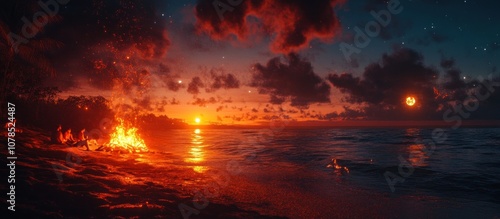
top-left (141, 127), bottom-right (500, 218)
top-left (9, 127), bottom-right (500, 218)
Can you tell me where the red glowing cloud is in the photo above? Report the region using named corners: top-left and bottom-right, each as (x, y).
top-left (195, 0), bottom-right (345, 54)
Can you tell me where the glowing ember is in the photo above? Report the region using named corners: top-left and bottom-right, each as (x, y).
top-left (106, 118), bottom-right (148, 153)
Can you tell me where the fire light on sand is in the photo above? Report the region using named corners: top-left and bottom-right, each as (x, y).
top-left (105, 118), bottom-right (148, 153)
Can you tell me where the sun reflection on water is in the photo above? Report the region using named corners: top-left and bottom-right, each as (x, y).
top-left (185, 129), bottom-right (207, 173)
top-left (404, 128), bottom-right (428, 167)
top-left (407, 144), bottom-right (428, 167)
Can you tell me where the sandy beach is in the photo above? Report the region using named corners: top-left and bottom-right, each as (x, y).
top-left (1, 128), bottom-right (288, 218)
top-left (3, 128), bottom-right (500, 218)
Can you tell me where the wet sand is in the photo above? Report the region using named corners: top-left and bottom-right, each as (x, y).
top-left (1, 129), bottom-right (284, 218)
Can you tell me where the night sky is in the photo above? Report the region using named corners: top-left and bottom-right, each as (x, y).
top-left (3, 0), bottom-right (499, 124)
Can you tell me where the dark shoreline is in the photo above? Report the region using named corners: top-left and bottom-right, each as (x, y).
top-left (0, 129), bottom-right (287, 219)
top-left (189, 120), bottom-right (500, 130)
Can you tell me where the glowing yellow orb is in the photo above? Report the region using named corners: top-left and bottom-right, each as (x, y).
top-left (406, 96), bottom-right (416, 106)
top-left (195, 118), bottom-right (201, 124)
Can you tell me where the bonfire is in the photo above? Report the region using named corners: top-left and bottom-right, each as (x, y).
top-left (102, 118), bottom-right (148, 153)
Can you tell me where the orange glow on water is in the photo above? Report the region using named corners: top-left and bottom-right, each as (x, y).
top-left (407, 144), bottom-right (428, 166)
top-left (106, 118), bottom-right (148, 153)
top-left (185, 129), bottom-right (206, 173)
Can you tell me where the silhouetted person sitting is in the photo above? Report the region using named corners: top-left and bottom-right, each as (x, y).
top-left (64, 128), bottom-right (76, 145)
top-left (74, 128), bottom-right (90, 151)
top-left (51, 125), bottom-right (66, 144)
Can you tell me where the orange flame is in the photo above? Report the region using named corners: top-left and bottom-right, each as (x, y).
top-left (106, 118), bottom-right (148, 153)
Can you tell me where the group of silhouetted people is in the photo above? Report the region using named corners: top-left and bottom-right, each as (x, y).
top-left (51, 124), bottom-right (90, 151)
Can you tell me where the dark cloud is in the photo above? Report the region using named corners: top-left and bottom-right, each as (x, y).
top-left (311, 112), bottom-right (339, 120)
top-left (441, 75), bottom-right (500, 120)
top-left (217, 96), bottom-right (233, 103)
top-left (185, 67), bottom-right (241, 95)
top-left (328, 48), bottom-right (441, 119)
top-left (442, 68), bottom-right (467, 100)
top-left (472, 76), bottom-right (500, 119)
top-left (216, 105), bottom-right (224, 112)
top-left (154, 97), bottom-right (168, 112)
top-left (251, 53), bottom-right (331, 107)
top-left (287, 109), bottom-right (299, 114)
top-left (438, 57), bottom-right (469, 100)
top-left (153, 97), bottom-right (181, 112)
top-left (191, 97), bottom-right (217, 107)
top-left (337, 106), bottom-right (366, 120)
top-left (248, 115), bottom-right (259, 121)
top-left (190, 95), bottom-right (231, 107)
top-left (262, 114), bottom-right (291, 121)
top-left (204, 68), bottom-right (240, 92)
top-left (170, 98), bottom-right (180, 105)
top-left (329, 47), bottom-right (500, 120)
top-left (187, 76), bottom-right (205, 95)
top-left (194, 0), bottom-right (344, 54)
top-left (113, 94), bottom-right (171, 117)
top-left (157, 63), bottom-right (184, 92)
